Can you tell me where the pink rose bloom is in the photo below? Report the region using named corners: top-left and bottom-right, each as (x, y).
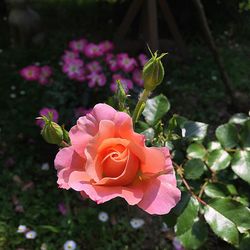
top-left (54, 104), bottom-right (180, 215)
top-left (62, 59), bottom-right (84, 80)
top-left (132, 69), bottom-right (144, 87)
top-left (84, 43), bottom-right (103, 58)
top-left (75, 107), bottom-right (92, 119)
top-left (86, 61), bottom-right (102, 73)
top-left (20, 65), bottom-right (40, 81)
top-left (87, 72), bottom-right (106, 88)
top-left (36, 107), bottom-right (59, 128)
top-left (138, 53), bottom-right (148, 67)
top-left (105, 53), bottom-right (119, 72)
top-left (62, 50), bottom-right (79, 63)
top-left (69, 39), bottom-right (88, 52)
top-left (117, 53), bottom-right (137, 73)
top-left (99, 40), bottom-right (114, 53)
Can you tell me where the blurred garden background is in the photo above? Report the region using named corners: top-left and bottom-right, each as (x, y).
top-left (0, 0), bottom-right (250, 249)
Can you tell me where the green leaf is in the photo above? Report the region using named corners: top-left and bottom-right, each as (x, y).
top-left (204, 205), bottom-right (239, 246)
top-left (226, 184), bottom-right (238, 196)
top-left (240, 236), bottom-right (250, 250)
top-left (184, 159), bottom-right (205, 179)
top-left (178, 218), bottom-right (208, 250)
top-left (142, 94), bottom-right (170, 126)
top-left (240, 120), bottom-right (250, 150)
top-left (175, 197), bottom-right (199, 236)
top-left (207, 141), bottom-right (222, 152)
top-left (187, 143), bottom-right (207, 159)
top-left (208, 198), bottom-right (250, 233)
top-left (204, 183), bottom-right (230, 198)
top-left (141, 128), bottom-right (154, 141)
top-left (229, 113), bottom-right (250, 125)
top-left (39, 225), bottom-right (60, 233)
top-left (215, 123), bottom-right (239, 149)
top-left (182, 121), bottom-right (208, 141)
top-left (115, 80), bottom-right (128, 112)
top-left (206, 149), bottom-right (232, 171)
top-left (231, 150), bottom-right (250, 184)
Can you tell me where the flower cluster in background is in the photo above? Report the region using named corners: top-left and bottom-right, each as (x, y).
top-left (20, 65), bottom-right (53, 85)
top-left (20, 38), bottom-right (148, 93)
top-left (61, 38), bottom-right (147, 92)
top-left (19, 38), bottom-right (148, 128)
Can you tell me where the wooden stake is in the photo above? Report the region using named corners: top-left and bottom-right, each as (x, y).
top-left (192, 0), bottom-right (237, 108)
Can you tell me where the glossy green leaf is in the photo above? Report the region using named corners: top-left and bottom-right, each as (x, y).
top-left (206, 149), bottom-right (232, 171)
top-left (215, 123), bottom-right (239, 149)
top-left (240, 120), bottom-right (250, 150)
top-left (239, 236), bottom-right (250, 250)
top-left (178, 218), bottom-right (208, 250)
top-left (229, 113), bottom-right (250, 125)
top-left (187, 143), bottom-right (207, 159)
top-left (182, 121), bottom-right (208, 141)
top-left (142, 94), bottom-right (170, 126)
top-left (207, 141), bottom-right (222, 152)
top-left (204, 205), bottom-right (239, 246)
top-left (175, 197), bottom-right (199, 236)
top-left (231, 150), bottom-right (250, 184)
top-left (115, 80), bottom-right (128, 112)
top-left (204, 183), bottom-right (230, 198)
top-left (141, 128), bottom-right (154, 141)
top-left (208, 198), bottom-right (250, 233)
top-left (226, 184), bottom-right (238, 196)
top-left (184, 159), bottom-right (205, 179)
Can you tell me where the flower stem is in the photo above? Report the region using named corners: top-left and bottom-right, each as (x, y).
top-left (132, 89), bottom-right (150, 124)
top-left (173, 162), bottom-right (208, 206)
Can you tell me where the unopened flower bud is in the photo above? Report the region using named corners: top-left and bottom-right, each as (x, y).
top-left (62, 125), bottom-right (70, 144)
top-left (41, 120), bottom-right (63, 145)
top-left (142, 50), bottom-right (167, 91)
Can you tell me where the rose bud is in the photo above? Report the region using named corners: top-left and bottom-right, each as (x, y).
top-left (142, 50), bottom-right (167, 91)
top-left (62, 125), bottom-right (71, 144)
top-left (41, 117), bottom-right (64, 145)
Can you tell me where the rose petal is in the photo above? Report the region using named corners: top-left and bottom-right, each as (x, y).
top-left (141, 147), bottom-right (167, 174)
top-left (69, 125), bottom-right (92, 156)
top-left (54, 147), bottom-right (86, 188)
top-left (138, 175), bottom-right (181, 215)
top-left (80, 184), bottom-right (143, 205)
top-left (96, 150), bottom-right (139, 186)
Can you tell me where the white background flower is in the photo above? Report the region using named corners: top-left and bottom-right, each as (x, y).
top-left (41, 162), bottom-right (50, 171)
top-left (64, 240), bottom-right (77, 250)
top-left (98, 211), bottom-right (109, 222)
top-left (17, 225), bottom-right (27, 233)
top-left (25, 230), bottom-right (37, 239)
top-left (130, 218), bottom-right (145, 229)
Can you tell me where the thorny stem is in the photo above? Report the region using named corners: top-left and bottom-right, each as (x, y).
top-left (173, 162), bottom-right (208, 206)
top-left (198, 180), bottom-right (209, 198)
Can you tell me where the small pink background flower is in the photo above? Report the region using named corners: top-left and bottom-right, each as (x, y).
top-left (84, 43), bottom-right (103, 58)
top-left (69, 39), bottom-right (88, 52)
top-left (20, 65), bottom-right (40, 81)
top-left (36, 107), bottom-right (59, 128)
